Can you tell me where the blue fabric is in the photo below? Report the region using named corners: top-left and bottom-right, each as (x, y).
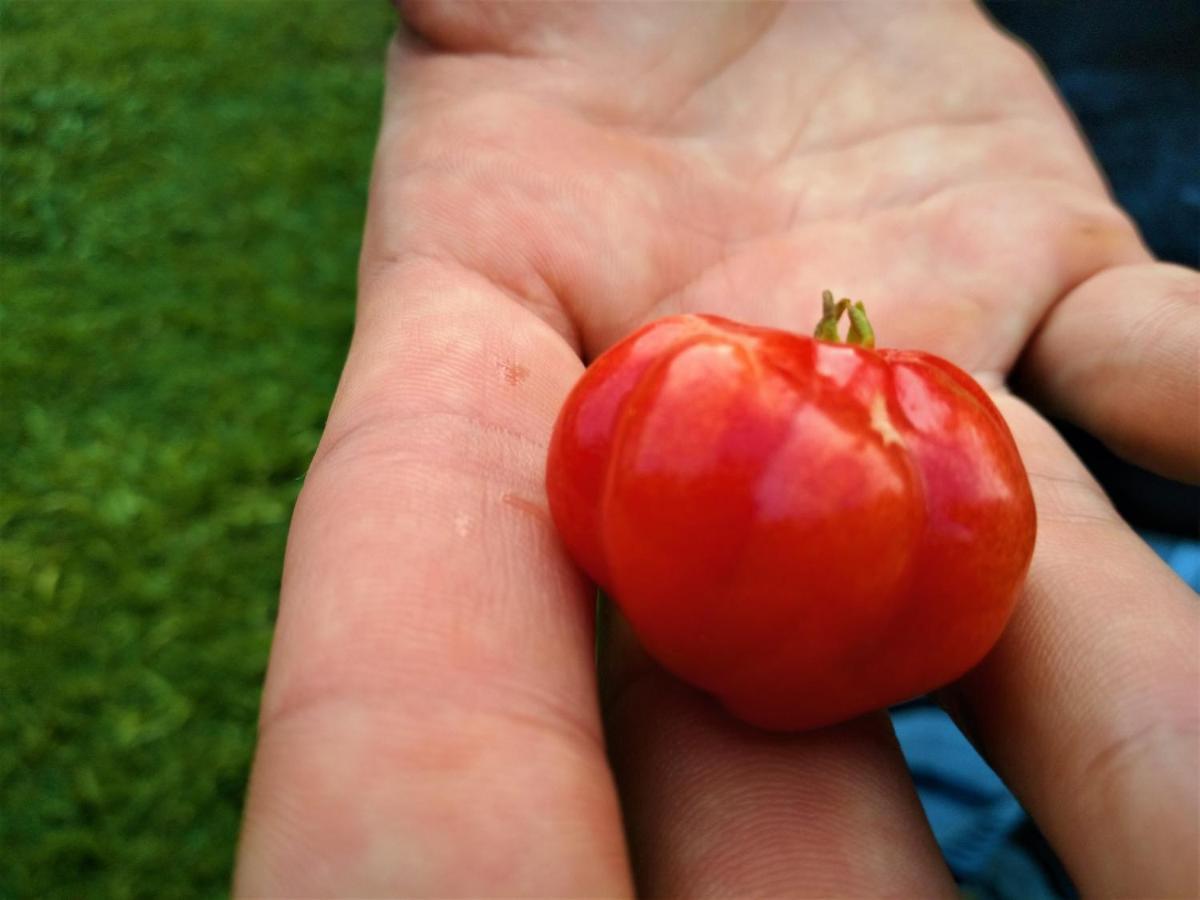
top-left (973, 841), bottom-right (1065, 900)
top-left (892, 708), bottom-right (1025, 879)
top-left (1144, 533), bottom-right (1200, 590)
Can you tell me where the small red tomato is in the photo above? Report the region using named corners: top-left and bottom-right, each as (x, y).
top-left (546, 294), bottom-right (1036, 731)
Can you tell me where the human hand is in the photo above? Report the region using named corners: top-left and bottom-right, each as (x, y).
top-left (235, 2), bottom-right (1199, 896)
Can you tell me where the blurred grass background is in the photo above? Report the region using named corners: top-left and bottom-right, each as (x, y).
top-left (1, 1), bottom-right (394, 895)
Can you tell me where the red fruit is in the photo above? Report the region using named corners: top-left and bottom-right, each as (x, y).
top-left (546, 294), bottom-right (1036, 731)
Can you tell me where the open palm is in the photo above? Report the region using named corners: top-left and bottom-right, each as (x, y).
top-left (237, 3), bottom-right (1199, 897)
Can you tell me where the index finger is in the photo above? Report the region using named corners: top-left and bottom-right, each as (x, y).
top-left (233, 42), bottom-right (630, 898)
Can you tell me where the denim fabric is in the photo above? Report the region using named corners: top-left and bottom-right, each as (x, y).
top-left (892, 708), bottom-right (1026, 878)
top-left (1145, 533), bottom-right (1200, 590)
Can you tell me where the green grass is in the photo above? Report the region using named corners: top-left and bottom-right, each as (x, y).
top-left (1, 1), bottom-right (394, 895)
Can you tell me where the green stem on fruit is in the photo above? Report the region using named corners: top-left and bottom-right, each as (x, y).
top-left (813, 290), bottom-right (876, 349)
top-left (845, 300), bottom-right (876, 349)
top-left (813, 290), bottom-right (849, 342)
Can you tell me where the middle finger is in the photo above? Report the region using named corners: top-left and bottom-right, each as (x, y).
top-left (602, 612), bottom-right (956, 898)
